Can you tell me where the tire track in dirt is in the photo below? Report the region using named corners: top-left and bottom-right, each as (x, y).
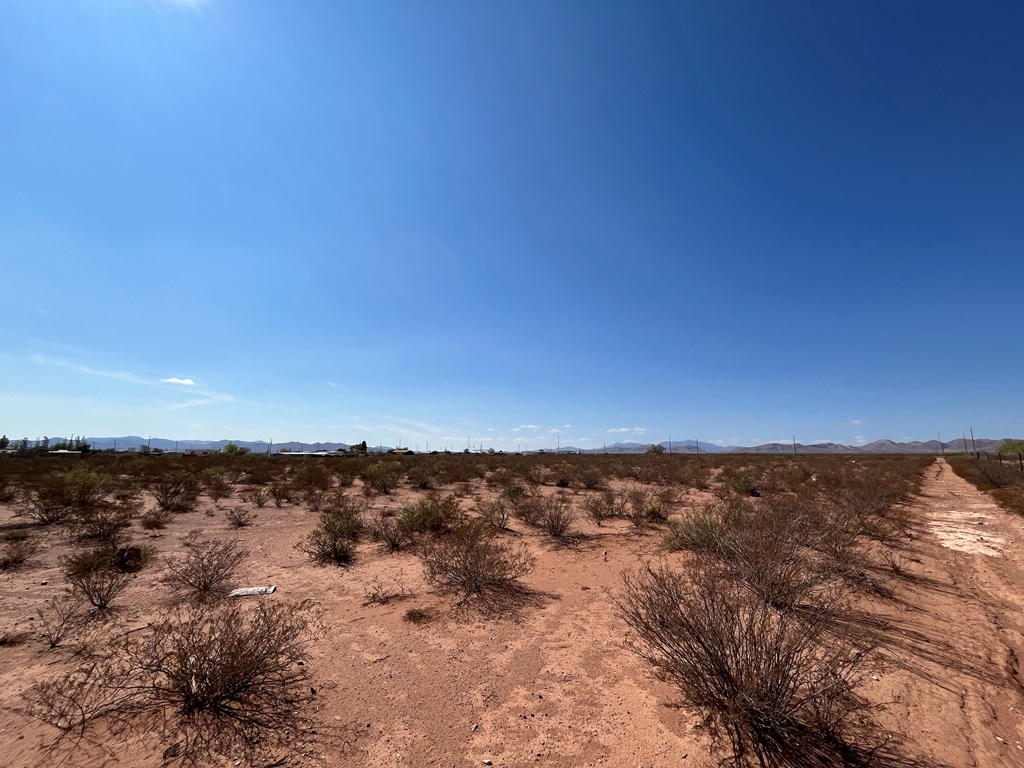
top-left (891, 458), bottom-right (1024, 765)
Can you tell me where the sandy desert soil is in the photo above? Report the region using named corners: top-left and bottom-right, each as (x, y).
top-left (2, 457), bottom-right (1024, 767)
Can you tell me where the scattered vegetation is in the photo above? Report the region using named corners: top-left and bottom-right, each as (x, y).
top-left (26, 601), bottom-right (320, 764)
top-left (418, 520), bottom-right (535, 607)
top-left (298, 496), bottom-right (365, 566)
top-left (0, 529), bottom-right (41, 569)
top-left (163, 536), bottom-right (248, 604)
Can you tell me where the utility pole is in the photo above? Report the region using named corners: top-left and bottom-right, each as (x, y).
top-left (668, 435), bottom-right (672, 455)
top-left (970, 427), bottom-right (977, 455)
top-left (695, 438), bottom-right (700, 456)
top-left (268, 439), bottom-right (273, 455)
top-left (938, 433), bottom-right (944, 456)
top-left (792, 435), bottom-right (797, 456)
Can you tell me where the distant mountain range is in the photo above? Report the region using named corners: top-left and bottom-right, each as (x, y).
top-left (68, 436), bottom-right (1018, 455)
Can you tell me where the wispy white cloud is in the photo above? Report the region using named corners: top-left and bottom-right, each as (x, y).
top-left (517, 424), bottom-right (540, 430)
top-left (606, 427), bottom-right (648, 434)
top-left (161, 377), bottom-right (196, 386)
top-left (32, 354), bottom-right (146, 385)
top-left (327, 381), bottom-right (338, 388)
top-left (849, 418), bottom-right (864, 425)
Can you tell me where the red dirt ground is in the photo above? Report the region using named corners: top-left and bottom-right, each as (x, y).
top-left (2, 458), bottom-right (1024, 767)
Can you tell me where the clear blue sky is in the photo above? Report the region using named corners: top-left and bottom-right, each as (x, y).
top-left (2, 0), bottom-right (1021, 449)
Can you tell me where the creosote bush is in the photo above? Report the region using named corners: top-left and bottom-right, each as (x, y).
top-left (140, 507), bottom-right (174, 530)
top-left (367, 510), bottom-right (413, 552)
top-left (1, 529), bottom-right (41, 569)
top-left (298, 496), bottom-right (365, 566)
top-left (398, 493), bottom-right (464, 535)
top-left (225, 506), bottom-right (255, 528)
top-left (26, 601), bottom-right (320, 765)
top-left (149, 472), bottom-right (200, 514)
top-left (240, 485), bottom-right (271, 508)
top-left (163, 536), bottom-right (248, 604)
top-left (418, 520), bottom-right (535, 606)
top-left (362, 460), bottom-right (403, 494)
top-left (62, 549), bottom-right (133, 611)
top-left (618, 559), bottom-right (873, 768)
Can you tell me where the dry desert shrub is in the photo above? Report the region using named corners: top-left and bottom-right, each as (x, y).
top-left (16, 476), bottom-right (78, 524)
top-left (26, 601), bottom-right (320, 765)
top-left (398, 493), bottom-right (464, 535)
top-left (663, 497), bottom-right (843, 610)
top-left (39, 591), bottom-right (85, 648)
top-left (479, 498), bottom-right (513, 530)
top-left (240, 485), bottom-right (271, 508)
top-left (139, 506), bottom-right (174, 530)
top-left (402, 606), bottom-right (433, 624)
top-left (148, 472), bottom-right (200, 514)
top-left (62, 549), bottom-right (133, 611)
top-left (582, 489), bottom-right (626, 526)
top-left (163, 536), bottom-right (248, 604)
top-left (418, 520), bottom-right (535, 607)
top-left (367, 509), bottom-right (413, 552)
top-left (269, 480), bottom-right (294, 507)
top-left (361, 460), bottom-right (403, 494)
top-left (0, 529), bottom-right (41, 569)
top-left (224, 506), bottom-right (255, 528)
top-left (200, 468), bottom-right (233, 502)
top-left (67, 500), bottom-right (138, 548)
top-left (536, 494), bottom-right (577, 541)
top-left (618, 559), bottom-right (873, 768)
top-left (298, 496), bottom-right (365, 566)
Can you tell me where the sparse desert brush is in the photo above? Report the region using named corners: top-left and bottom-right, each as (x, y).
top-left (225, 506), bottom-right (255, 528)
top-left (16, 475), bottom-right (78, 524)
top-left (618, 559), bottom-right (873, 768)
top-left (403, 606), bottom-right (433, 624)
top-left (479, 498), bottom-right (513, 530)
top-left (68, 501), bottom-right (137, 548)
top-left (163, 536), bottom-right (248, 604)
top-left (240, 485), bottom-right (271, 508)
top-left (292, 462), bottom-right (333, 494)
top-left (140, 506), bottom-right (174, 530)
top-left (362, 573), bottom-right (411, 605)
top-left (39, 591), bottom-right (84, 648)
top-left (361, 460), bottom-right (403, 494)
top-left (148, 471), bottom-right (200, 514)
top-left (298, 497), bottom-right (365, 566)
top-left (367, 509), bottom-right (413, 552)
top-left (536, 495), bottom-right (577, 541)
top-left (405, 463), bottom-right (438, 490)
top-left (398, 493), bottom-right (463, 535)
top-left (26, 600), bottom-right (320, 765)
top-left (200, 468), bottom-right (233, 502)
top-left (0, 529), bottom-right (41, 569)
top-left (0, 475), bottom-right (18, 504)
top-left (582, 489), bottom-right (625, 526)
top-left (624, 487), bottom-right (670, 529)
top-left (269, 480), bottom-right (293, 507)
top-left (663, 498), bottom-right (839, 610)
top-left (62, 549), bottom-right (133, 611)
top-left (418, 520), bottom-right (535, 607)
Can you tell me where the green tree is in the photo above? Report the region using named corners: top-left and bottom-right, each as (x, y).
top-left (998, 440), bottom-right (1024, 457)
top-left (0, 435), bottom-right (8, 450)
top-left (646, 443), bottom-right (666, 455)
